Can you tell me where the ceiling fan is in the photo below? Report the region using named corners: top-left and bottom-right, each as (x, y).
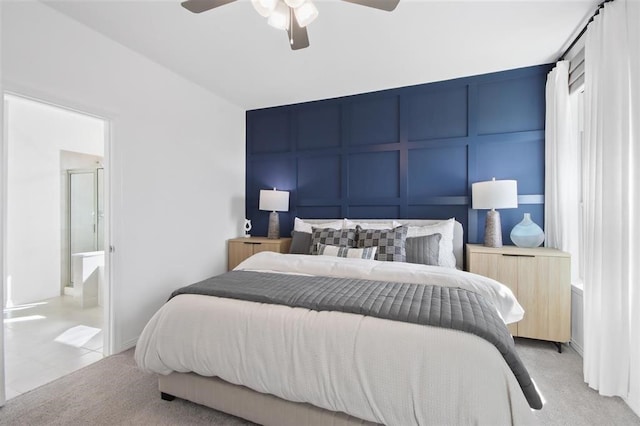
top-left (181, 0), bottom-right (400, 50)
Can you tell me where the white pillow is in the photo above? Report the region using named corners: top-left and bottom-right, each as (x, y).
top-left (407, 218), bottom-right (456, 268)
top-left (344, 220), bottom-right (402, 230)
top-left (294, 217), bottom-right (344, 234)
top-left (316, 243), bottom-right (377, 260)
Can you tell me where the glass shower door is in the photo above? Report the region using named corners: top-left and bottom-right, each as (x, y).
top-left (69, 171), bottom-right (98, 255)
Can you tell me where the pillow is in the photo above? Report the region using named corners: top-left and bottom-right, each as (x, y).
top-left (356, 225), bottom-right (408, 262)
top-left (310, 227), bottom-right (357, 255)
top-left (316, 243), bottom-right (377, 260)
top-left (289, 230), bottom-right (313, 255)
top-left (294, 217), bottom-right (343, 234)
top-left (407, 218), bottom-right (456, 268)
top-left (405, 233), bottom-right (441, 266)
top-left (344, 220), bottom-right (402, 230)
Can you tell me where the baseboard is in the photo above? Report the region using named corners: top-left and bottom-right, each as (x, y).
top-left (570, 340), bottom-right (584, 357)
top-left (117, 337), bottom-right (138, 353)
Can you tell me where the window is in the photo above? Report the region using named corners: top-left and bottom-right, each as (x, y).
top-left (569, 89), bottom-right (585, 288)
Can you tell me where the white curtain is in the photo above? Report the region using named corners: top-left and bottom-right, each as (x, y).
top-left (626, 0), bottom-right (640, 415)
top-left (582, 0), bottom-right (640, 416)
top-left (544, 61), bottom-right (581, 283)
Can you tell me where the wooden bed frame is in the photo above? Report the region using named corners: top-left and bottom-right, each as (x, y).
top-left (158, 219), bottom-right (464, 425)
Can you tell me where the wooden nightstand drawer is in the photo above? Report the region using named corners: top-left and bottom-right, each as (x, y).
top-left (228, 237), bottom-right (292, 270)
top-left (466, 244), bottom-right (571, 346)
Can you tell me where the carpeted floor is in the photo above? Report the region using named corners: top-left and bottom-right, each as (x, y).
top-left (0, 339), bottom-right (638, 425)
top-left (516, 338), bottom-right (639, 425)
top-left (0, 349), bottom-right (251, 426)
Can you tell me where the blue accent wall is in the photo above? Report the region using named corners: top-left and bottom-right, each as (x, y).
top-left (246, 64), bottom-right (552, 245)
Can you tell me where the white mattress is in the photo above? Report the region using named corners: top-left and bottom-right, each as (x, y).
top-left (135, 253), bottom-right (537, 425)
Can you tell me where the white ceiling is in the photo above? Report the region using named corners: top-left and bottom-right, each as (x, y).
top-left (45, 0), bottom-right (598, 110)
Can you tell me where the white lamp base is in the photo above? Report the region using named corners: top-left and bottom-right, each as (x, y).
top-left (484, 209), bottom-right (503, 248)
top-left (267, 211), bottom-right (280, 239)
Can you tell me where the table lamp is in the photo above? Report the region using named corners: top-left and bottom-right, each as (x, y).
top-left (472, 178), bottom-right (518, 247)
top-left (259, 188), bottom-right (290, 239)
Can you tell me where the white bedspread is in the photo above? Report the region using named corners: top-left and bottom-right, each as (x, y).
top-left (135, 253), bottom-right (537, 425)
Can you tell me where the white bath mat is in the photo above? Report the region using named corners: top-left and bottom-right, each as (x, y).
top-left (55, 325), bottom-right (101, 347)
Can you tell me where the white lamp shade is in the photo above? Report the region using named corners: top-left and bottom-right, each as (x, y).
top-left (472, 179), bottom-right (518, 210)
top-left (267, 1), bottom-right (290, 30)
top-left (259, 189), bottom-right (290, 212)
top-left (252, 0), bottom-right (278, 17)
top-left (294, 1), bottom-right (318, 27)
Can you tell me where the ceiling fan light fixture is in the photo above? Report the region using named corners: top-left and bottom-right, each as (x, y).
top-left (182, 0), bottom-right (399, 51)
top-left (294, 1), bottom-right (318, 27)
top-left (252, 0), bottom-right (278, 17)
top-left (267, 1), bottom-right (290, 30)
top-left (284, 0), bottom-right (306, 8)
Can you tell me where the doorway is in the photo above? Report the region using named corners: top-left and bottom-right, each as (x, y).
top-left (2, 93), bottom-right (111, 400)
top-left (64, 167), bottom-right (105, 308)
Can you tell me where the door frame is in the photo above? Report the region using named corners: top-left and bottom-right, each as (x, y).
top-left (1, 91), bottom-right (116, 405)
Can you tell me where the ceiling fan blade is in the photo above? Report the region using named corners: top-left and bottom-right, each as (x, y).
top-left (287, 15), bottom-right (310, 51)
top-left (181, 0), bottom-right (237, 14)
top-left (341, 0), bottom-right (399, 12)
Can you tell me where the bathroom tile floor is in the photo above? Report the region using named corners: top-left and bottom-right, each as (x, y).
top-left (3, 295), bottom-right (104, 400)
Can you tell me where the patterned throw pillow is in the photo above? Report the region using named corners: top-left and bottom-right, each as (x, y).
top-left (316, 243), bottom-right (377, 260)
top-left (310, 227), bottom-right (357, 255)
top-left (356, 225), bottom-right (408, 262)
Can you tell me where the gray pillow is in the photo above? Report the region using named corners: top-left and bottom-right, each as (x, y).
top-left (356, 225), bottom-right (408, 262)
top-left (405, 233), bottom-right (441, 266)
top-left (289, 231), bottom-right (313, 255)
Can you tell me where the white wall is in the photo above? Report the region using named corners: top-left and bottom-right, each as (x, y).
top-left (570, 285), bottom-right (584, 356)
top-left (6, 96), bottom-right (104, 305)
top-left (1, 2), bottom-right (245, 352)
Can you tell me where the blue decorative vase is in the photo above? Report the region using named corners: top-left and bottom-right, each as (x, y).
top-left (510, 213), bottom-right (544, 248)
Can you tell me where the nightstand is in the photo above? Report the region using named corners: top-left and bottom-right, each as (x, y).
top-left (466, 244), bottom-right (571, 351)
top-left (228, 237), bottom-right (292, 271)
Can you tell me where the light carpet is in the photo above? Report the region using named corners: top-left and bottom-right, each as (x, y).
top-left (516, 338), bottom-right (639, 425)
top-left (1, 339), bottom-right (639, 425)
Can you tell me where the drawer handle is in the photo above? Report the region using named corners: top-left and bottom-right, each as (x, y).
top-left (501, 254), bottom-right (535, 258)
top-left (243, 242), bottom-right (262, 245)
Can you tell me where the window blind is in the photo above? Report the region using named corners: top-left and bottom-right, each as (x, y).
top-left (569, 47), bottom-right (585, 94)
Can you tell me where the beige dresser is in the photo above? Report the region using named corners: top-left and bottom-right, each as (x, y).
top-left (466, 244), bottom-right (571, 350)
top-left (228, 237), bottom-right (291, 271)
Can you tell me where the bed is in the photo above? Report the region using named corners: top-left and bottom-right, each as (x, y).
top-left (135, 219), bottom-right (541, 425)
